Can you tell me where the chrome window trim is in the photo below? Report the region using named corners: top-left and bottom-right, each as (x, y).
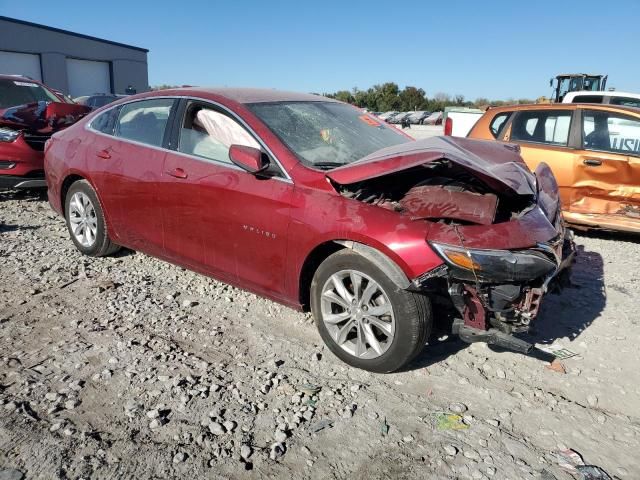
top-left (86, 95), bottom-right (293, 184)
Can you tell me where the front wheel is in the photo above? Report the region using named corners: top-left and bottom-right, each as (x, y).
top-left (311, 249), bottom-right (432, 373)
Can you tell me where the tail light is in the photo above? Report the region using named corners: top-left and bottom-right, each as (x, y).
top-left (444, 116), bottom-right (453, 136)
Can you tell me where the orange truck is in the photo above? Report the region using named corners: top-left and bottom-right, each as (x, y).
top-left (468, 103), bottom-right (640, 233)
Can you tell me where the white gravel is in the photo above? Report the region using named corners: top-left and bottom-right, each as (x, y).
top-left (0, 189), bottom-right (639, 479)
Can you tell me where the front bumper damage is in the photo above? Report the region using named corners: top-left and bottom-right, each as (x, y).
top-left (416, 229), bottom-right (575, 353)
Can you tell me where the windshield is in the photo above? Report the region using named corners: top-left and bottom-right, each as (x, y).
top-left (249, 101), bottom-right (410, 168)
top-left (0, 79), bottom-right (60, 109)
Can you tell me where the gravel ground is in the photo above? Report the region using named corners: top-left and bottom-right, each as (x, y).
top-left (0, 189), bottom-right (639, 480)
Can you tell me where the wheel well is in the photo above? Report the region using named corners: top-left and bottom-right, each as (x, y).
top-left (60, 174), bottom-right (84, 217)
top-left (298, 240), bottom-right (412, 311)
top-left (299, 241), bottom-right (345, 311)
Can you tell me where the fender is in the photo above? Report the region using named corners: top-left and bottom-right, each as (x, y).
top-left (335, 240), bottom-right (411, 289)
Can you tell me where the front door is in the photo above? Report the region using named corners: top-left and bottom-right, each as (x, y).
top-left (570, 108), bottom-right (640, 220)
top-left (159, 100), bottom-right (294, 297)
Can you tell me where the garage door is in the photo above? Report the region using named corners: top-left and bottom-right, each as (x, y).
top-left (0, 51), bottom-right (42, 81)
top-left (66, 58), bottom-right (111, 97)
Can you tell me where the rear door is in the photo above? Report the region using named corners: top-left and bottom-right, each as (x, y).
top-left (87, 97), bottom-right (176, 253)
top-left (159, 99), bottom-right (294, 297)
top-left (503, 109), bottom-right (577, 208)
top-left (571, 108), bottom-right (640, 218)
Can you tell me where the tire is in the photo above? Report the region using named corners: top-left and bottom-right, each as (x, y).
top-left (65, 180), bottom-right (120, 257)
top-left (311, 249), bottom-right (432, 373)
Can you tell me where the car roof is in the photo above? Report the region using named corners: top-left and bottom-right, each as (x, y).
top-left (0, 74), bottom-right (43, 83)
top-left (563, 90), bottom-right (640, 101)
top-left (148, 87), bottom-right (338, 104)
top-left (486, 102), bottom-right (640, 116)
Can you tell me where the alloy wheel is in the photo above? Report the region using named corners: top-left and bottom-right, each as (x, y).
top-left (68, 191), bottom-right (98, 248)
top-left (320, 270), bottom-right (396, 359)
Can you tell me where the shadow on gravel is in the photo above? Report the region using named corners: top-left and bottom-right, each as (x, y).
top-left (405, 243), bottom-right (606, 371)
top-left (0, 189), bottom-right (48, 203)
top-left (529, 243), bottom-right (605, 346)
top-left (0, 223), bottom-right (40, 233)
top-left (574, 228), bottom-right (640, 244)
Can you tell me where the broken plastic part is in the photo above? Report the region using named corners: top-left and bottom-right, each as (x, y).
top-left (452, 319), bottom-right (533, 353)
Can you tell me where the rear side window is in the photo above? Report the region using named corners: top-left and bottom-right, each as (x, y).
top-left (582, 110), bottom-right (640, 155)
top-left (115, 98), bottom-right (175, 147)
top-left (91, 107), bottom-right (119, 135)
top-left (489, 112), bottom-right (512, 138)
top-left (609, 97), bottom-right (640, 108)
top-left (571, 95), bottom-right (605, 104)
top-left (510, 110), bottom-right (572, 146)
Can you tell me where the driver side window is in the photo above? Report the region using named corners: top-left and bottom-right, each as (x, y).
top-left (177, 102), bottom-right (260, 165)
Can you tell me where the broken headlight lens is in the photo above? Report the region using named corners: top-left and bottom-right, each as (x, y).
top-left (429, 242), bottom-right (557, 283)
top-left (0, 127), bottom-right (19, 143)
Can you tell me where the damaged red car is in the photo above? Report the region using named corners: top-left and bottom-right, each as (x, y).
top-left (0, 74), bottom-right (89, 189)
top-left (44, 88), bottom-right (574, 372)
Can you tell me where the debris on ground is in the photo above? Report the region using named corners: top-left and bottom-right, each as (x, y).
top-left (434, 413), bottom-right (470, 431)
top-left (538, 344), bottom-right (579, 360)
top-left (545, 359), bottom-right (567, 374)
top-left (557, 448), bottom-right (585, 471)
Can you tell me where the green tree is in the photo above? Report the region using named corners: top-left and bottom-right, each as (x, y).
top-left (399, 86), bottom-right (426, 111)
top-left (333, 90), bottom-right (354, 104)
top-left (377, 82), bottom-right (402, 111)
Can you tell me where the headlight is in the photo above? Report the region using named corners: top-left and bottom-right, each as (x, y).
top-left (0, 127), bottom-right (19, 143)
top-left (430, 242), bottom-right (557, 283)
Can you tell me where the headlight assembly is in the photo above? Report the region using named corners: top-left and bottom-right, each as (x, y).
top-left (430, 242), bottom-right (557, 283)
top-left (0, 127), bottom-right (19, 143)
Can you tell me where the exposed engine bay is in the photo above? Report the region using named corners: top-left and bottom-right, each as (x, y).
top-left (336, 159), bottom-right (535, 226)
top-left (328, 137), bottom-right (576, 353)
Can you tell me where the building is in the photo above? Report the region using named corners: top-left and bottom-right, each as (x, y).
top-left (0, 16), bottom-right (148, 97)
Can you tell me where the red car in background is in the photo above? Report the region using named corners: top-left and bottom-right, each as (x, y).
top-left (45, 88), bottom-right (574, 372)
top-left (0, 74), bottom-right (89, 189)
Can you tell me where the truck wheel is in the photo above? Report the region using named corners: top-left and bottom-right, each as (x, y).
top-left (311, 249), bottom-right (432, 373)
top-left (65, 180), bottom-right (120, 257)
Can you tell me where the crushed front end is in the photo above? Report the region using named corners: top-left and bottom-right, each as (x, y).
top-left (329, 136), bottom-right (576, 353)
top-left (0, 99), bottom-right (89, 189)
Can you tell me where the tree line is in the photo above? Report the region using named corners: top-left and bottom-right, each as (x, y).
top-left (321, 82), bottom-right (534, 112)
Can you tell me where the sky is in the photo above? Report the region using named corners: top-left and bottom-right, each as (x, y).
top-left (2, 0), bottom-right (639, 100)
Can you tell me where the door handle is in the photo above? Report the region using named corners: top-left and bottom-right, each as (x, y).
top-left (96, 149), bottom-right (111, 159)
top-left (166, 167), bottom-right (188, 179)
top-left (583, 158), bottom-right (602, 166)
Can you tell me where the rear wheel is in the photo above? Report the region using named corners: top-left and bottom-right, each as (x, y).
top-left (311, 249), bottom-right (432, 373)
top-left (65, 180), bottom-right (119, 257)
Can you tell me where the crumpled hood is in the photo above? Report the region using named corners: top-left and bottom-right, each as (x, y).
top-left (326, 136), bottom-right (537, 197)
top-left (0, 100), bottom-right (90, 134)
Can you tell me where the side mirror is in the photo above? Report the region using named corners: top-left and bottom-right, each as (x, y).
top-left (229, 144), bottom-right (269, 175)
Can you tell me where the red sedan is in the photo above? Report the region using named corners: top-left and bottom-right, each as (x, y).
top-left (45, 88), bottom-right (573, 372)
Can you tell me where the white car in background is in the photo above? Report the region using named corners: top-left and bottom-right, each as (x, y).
top-left (563, 90), bottom-right (640, 108)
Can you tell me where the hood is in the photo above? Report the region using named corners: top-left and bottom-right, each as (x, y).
top-left (0, 100), bottom-right (90, 134)
top-left (326, 136), bottom-right (536, 197)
